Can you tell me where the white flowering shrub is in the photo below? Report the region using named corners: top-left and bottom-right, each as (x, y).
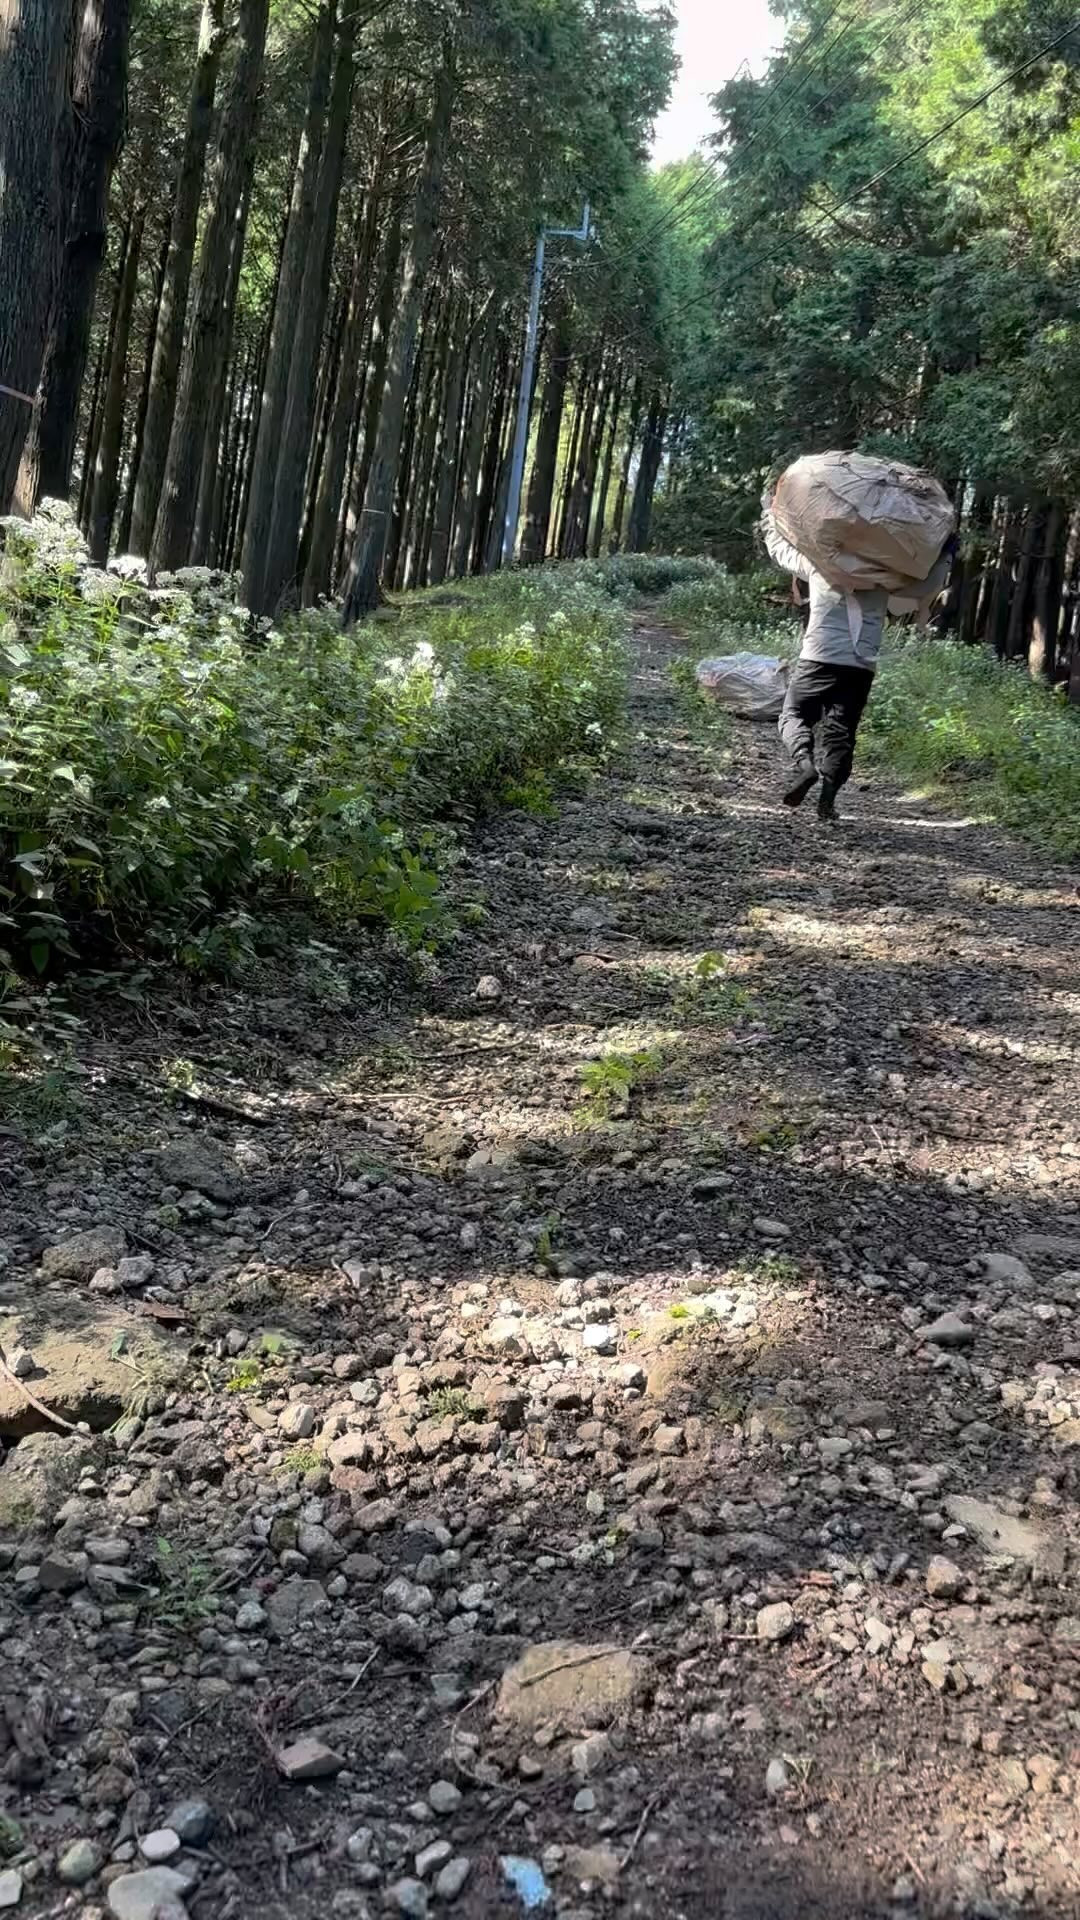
top-left (0, 518), bottom-right (626, 973)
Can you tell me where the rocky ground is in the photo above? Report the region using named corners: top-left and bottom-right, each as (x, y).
top-left (2, 618), bottom-right (1080, 1920)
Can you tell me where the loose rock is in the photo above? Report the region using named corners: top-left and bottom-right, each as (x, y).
top-left (434, 1857), bottom-right (471, 1900)
top-left (107, 1869), bottom-right (191, 1920)
top-left (58, 1839), bottom-right (102, 1886)
top-left (276, 1737), bottom-right (346, 1780)
top-left (42, 1225), bottom-right (126, 1282)
top-left (926, 1555), bottom-right (965, 1599)
top-left (920, 1312), bottom-right (974, 1349)
top-left (756, 1601), bottom-right (795, 1644)
top-left (496, 1641), bottom-right (653, 1733)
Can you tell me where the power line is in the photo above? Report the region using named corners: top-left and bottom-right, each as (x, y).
top-left (595, 14), bottom-right (1080, 364)
top-left (634, 0), bottom-right (904, 253)
top-left (806, 13), bottom-right (1080, 216)
top-left (585, 0), bottom-right (857, 285)
top-left (575, 0), bottom-right (929, 347)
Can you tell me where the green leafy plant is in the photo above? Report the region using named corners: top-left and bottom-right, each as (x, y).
top-left (576, 1047), bottom-right (663, 1124)
top-left (561, 554), bottom-right (722, 601)
top-left (427, 1385), bottom-right (480, 1421)
top-left (502, 768), bottom-right (557, 816)
top-left (865, 636), bottom-right (1080, 858)
top-left (258, 1330), bottom-right (293, 1356)
top-left (226, 1357), bottom-right (261, 1393)
top-left (162, 1056), bottom-right (198, 1094)
top-left (667, 657), bottom-right (733, 747)
top-left (760, 1253), bottom-right (800, 1285)
top-left (151, 1537), bottom-right (218, 1630)
top-left (534, 1211), bottom-right (561, 1269)
top-left (675, 950), bottom-right (751, 1026)
top-left (281, 1445), bottom-right (322, 1475)
top-left (0, 517), bottom-right (627, 981)
top-left (659, 570), bottom-right (779, 632)
top-left (746, 1118), bottom-right (803, 1153)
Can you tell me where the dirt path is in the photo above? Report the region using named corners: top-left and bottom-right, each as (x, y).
top-left (3, 617), bottom-right (1080, 1920)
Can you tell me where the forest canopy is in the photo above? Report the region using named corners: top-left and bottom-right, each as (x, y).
top-left (0, 0), bottom-right (1078, 679)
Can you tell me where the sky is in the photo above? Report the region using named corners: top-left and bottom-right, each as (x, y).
top-left (651, 0), bottom-right (782, 168)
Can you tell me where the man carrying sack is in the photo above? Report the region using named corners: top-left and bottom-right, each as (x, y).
top-left (762, 452), bottom-right (956, 823)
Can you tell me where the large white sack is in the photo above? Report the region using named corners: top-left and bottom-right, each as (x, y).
top-left (696, 652), bottom-right (789, 720)
top-left (773, 451), bottom-right (954, 594)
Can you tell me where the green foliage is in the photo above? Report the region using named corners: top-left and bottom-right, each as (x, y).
top-left (653, 0), bottom-right (1080, 547)
top-left (560, 553), bottom-right (723, 601)
top-left (427, 1385), bottom-right (480, 1421)
top-left (667, 657), bottom-right (731, 747)
top-left (659, 569), bottom-right (781, 633)
top-left (534, 1210), bottom-right (561, 1268)
top-left (745, 1118), bottom-right (804, 1153)
top-left (0, 519), bottom-right (626, 978)
top-left (152, 1536), bottom-right (218, 1630)
top-left (760, 1254), bottom-right (800, 1286)
top-left (226, 1357), bottom-right (262, 1393)
top-left (502, 769), bottom-right (556, 817)
top-left (576, 1046), bottom-right (662, 1123)
top-left (865, 635), bottom-right (1080, 855)
top-left (281, 1445), bottom-right (322, 1475)
top-left (674, 951), bottom-right (751, 1027)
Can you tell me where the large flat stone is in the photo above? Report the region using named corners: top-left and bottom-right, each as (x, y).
top-left (41, 1225), bottom-right (127, 1283)
top-left (265, 1576), bottom-right (329, 1636)
top-left (944, 1495), bottom-right (1063, 1574)
top-left (157, 1138), bottom-right (240, 1203)
top-left (0, 1429), bottom-right (95, 1529)
top-left (495, 1640), bottom-right (653, 1734)
top-left (107, 1867), bottom-right (191, 1920)
top-left (0, 1300), bottom-right (187, 1439)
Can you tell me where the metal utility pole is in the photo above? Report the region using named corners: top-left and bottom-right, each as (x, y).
top-left (502, 202), bottom-right (591, 568)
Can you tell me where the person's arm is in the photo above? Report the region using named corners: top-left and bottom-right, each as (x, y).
top-left (761, 507), bottom-right (812, 582)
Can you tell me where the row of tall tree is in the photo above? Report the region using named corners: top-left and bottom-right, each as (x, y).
top-left (649, 0), bottom-right (1080, 696)
top-left (8, 0), bottom-right (1077, 683)
top-left (0, 0), bottom-right (686, 620)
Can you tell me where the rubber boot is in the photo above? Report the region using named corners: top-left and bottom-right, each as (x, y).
top-left (817, 778), bottom-right (840, 824)
top-left (782, 760), bottom-right (819, 809)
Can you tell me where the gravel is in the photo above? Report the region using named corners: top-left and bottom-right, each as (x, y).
top-left (4, 621), bottom-right (1080, 1920)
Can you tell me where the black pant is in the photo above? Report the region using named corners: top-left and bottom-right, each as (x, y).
top-left (779, 659), bottom-right (875, 791)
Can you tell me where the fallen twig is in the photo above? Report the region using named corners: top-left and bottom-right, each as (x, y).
top-left (286, 1650), bottom-right (378, 1731)
top-left (518, 1645), bottom-right (622, 1688)
top-left (621, 1792), bottom-right (662, 1870)
top-left (0, 1348), bottom-right (79, 1432)
top-left (146, 1708), bottom-right (208, 1767)
top-left (209, 1547), bottom-right (267, 1596)
top-left (181, 1086), bottom-right (275, 1127)
top-left (452, 1677), bottom-right (496, 1732)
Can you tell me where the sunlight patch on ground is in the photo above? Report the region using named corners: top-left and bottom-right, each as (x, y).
top-left (878, 806), bottom-right (988, 830)
top-left (745, 907), bottom-right (1080, 992)
top-left (947, 872), bottom-right (1075, 911)
top-left (932, 1020), bottom-right (1080, 1069)
top-left (623, 782), bottom-right (705, 816)
top-left (745, 906), bottom-right (933, 966)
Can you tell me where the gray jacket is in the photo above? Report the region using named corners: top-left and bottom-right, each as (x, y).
top-left (763, 512), bottom-right (948, 672)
